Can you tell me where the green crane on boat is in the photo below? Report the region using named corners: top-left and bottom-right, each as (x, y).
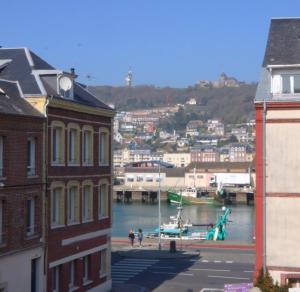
top-left (206, 207), bottom-right (231, 240)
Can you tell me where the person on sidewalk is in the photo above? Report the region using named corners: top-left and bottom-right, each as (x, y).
top-left (137, 229), bottom-right (143, 247)
top-left (128, 229), bottom-right (135, 247)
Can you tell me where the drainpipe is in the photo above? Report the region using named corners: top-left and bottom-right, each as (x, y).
top-left (262, 100), bottom-right (267, 274)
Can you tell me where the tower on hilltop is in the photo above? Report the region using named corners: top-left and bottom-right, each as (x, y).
top-left (125, 69), bottom-right (133, 87)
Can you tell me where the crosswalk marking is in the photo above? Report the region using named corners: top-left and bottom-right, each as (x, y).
top-left (112, 258), bottom-right (159, 285)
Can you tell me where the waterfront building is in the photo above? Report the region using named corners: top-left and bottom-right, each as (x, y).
top-left (231, 127), bottom-right (249, 143)
top-left (0, 48), bottom-right (114, 291)
top-left (163, 152), bottom-right (191, 167)
top-left (255, 18), bottom-right (300, 286)
top-left (0, 78), bottom-right (45, 292)
top-left (185, 120), bottom-right (203, 137)
top-left (228, 143), bottom-right (248, 162)
top-left (190, 146), bottom-right (220, 163)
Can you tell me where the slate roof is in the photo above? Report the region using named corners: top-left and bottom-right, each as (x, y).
top-left (263, 18), bottom-right (300, 66)
top-left (0, 79), bottom-right (43, 117)
top-left (0, 47), bottom-right (113, 112)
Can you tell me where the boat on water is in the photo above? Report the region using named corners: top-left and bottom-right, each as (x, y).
top-left (167, 187), bottom-right (222, 206)
top-left (152, 204), bottom-right (231, 240)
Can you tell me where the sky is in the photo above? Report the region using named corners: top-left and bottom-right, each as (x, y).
top-left (2, 1), bottom-right (300, 87)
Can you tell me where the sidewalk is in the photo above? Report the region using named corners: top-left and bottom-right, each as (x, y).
top-left (112, 237), bottom-right (255, 251)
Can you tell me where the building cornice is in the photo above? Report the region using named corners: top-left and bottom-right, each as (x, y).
top-left (49, 97), bottom-right (115, 118)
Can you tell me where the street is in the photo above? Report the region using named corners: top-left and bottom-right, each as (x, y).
top-left (111, 248), bottom-right (254, 291)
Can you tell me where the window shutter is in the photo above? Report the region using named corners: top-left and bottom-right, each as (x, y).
top-left (59, 189), bottom-right (65, 225)
top-left (75, 188), bottom-right (79, 222)
top-left (272, 74), bottom-right (281, 94)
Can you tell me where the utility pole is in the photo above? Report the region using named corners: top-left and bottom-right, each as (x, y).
top-left (158, 161), bottom-right (161, 250)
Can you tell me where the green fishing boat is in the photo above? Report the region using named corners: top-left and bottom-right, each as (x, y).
top-left (167, 187), bottom-right (222, 205)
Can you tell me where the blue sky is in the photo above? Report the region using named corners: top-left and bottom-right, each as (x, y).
top-left (2, 1), bottom-right (300, 87)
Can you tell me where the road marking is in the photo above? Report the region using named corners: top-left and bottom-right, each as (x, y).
top-left (225, 261), bottom-right (233, 263)
top-left (152, 271), bottom-right (193, 276)
top-left (190, 268), bottom-right (231, 272)
top-left (208, 275), bottom-right (250, 280)
top-left (201, 260), bottom-right (209, 263)
top-left (214, 260), bottom-right (221, 263)
top-left (113, 263), bottom-right (152, 267)
top-left (151, 266), bottom-right (175, 269)
top-left (244, 270), bottom-right (254, 273)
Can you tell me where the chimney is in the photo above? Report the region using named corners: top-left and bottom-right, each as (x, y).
top-left (70, 67), bottom-right (75, 76)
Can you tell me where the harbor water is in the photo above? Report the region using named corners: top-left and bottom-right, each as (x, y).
top-left (112, 201), bottom-right (255, 242)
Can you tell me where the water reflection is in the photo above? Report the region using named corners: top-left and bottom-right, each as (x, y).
top-left (112, 201), bottom-right (254, 242)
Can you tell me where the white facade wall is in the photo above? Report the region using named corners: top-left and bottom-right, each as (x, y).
top-left (163, 153), bottom-right (191, 167)
top-left (0, 247), bottom-right (44, 292)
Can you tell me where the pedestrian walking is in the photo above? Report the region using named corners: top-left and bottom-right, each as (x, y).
top-left (137, 228), bottom-right (143, 247)
top-left (128, 229), bottom-right (135, 247)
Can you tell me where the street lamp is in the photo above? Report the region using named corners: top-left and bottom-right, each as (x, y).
top-left (158, 160), bottom-right (161, 250)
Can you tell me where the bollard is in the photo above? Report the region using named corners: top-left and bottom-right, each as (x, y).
top-left (169, 240), bottom-right (176, 253)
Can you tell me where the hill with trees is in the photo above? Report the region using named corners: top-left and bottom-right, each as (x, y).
top-left (89, 83), bottom-right (257, 124)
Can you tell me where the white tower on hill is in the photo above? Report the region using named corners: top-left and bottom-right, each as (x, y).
top-left (125, 69), bottom-right (133, 87)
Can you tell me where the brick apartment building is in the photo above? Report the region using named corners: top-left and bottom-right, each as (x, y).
top-left (255, 18), bottom-right (300, 287)
top-left (0, 48), bottom-right (115, 291)
top-left (0, 79), bottom-right (45, 291)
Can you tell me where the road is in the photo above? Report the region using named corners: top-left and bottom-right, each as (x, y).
top-left (111, 248), bottom-right (254, 291)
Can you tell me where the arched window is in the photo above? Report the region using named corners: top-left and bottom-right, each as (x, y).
top-left (51, 121), bottom-right (65, 165)
top-left (82, 180), bottom-right (93, 222)
top-left (67, 123), bottom-right (80, 166)
top-left (82, 125), bottom-right (94, 166)
top-left (98, 179), bottom-right (109, 219)
top-left (99, 127), bottom-right (109, 166)
top-left (51, 182), bottom-right (65, 227)
top-left (67, 181), bottom-right (80, 224)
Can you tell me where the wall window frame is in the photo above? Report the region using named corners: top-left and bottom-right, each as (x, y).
top-left (51, 182), bottom-right (65, 228)
top-left (51, 121), bottom-right (65, 166)
top-left (82, 181), bottom-right (93, 222)
top-left (27, 137), bottom-right (36, 176)
top-left (67, 181), bottom-right (80, 225)
top-left (67, 123), bottom-right (80, 166)
top-left (99, 249), bottom-right (107, 277)
top-left (52, 266), bottom-right (60, 292)
top-left (98, 179), bottom-right (109, 219)
top-left (0, 199), bottom-right (4, 245)
top-left (82, 125), bottom-right (94, 166)
top-left (26, 197), bottom-right (35, 236)
top-left (0, 136), bottom-right (3, 178)
top-left (82, 256), bottom-right (90, 284)
top-left (68, 261), bottom-right (76, 290)
top-left (99, 127), bottom-right (109, 166)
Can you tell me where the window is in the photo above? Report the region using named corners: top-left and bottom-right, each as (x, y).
top-left (82, 256), bottom-right (89, 283)
top-left (99, 182), bottom-right (108, 218)
top-left (0, 200), bottom-right (3, 245)
top-left (127, 176), bottom-right (134, 182)
top-left (82, 184), bottom-right (93, 222)
top-left (52, 266), bottom-right (60, 292)
top-left (51, 187), bottom-right (65, 227)
top-left (83, 127), bottom-right (93, 165)
top-left (146, 176), bottom-right (153, 182)
top-left (68, 261), bottom-right (75, 289)
top-left (67, 185), bottom-right (79, 224)
top-left (67, 124), bottom-right (80, 165)
top-left (273, 74), bottom-right (300, 95)
top-left (26, 198), bottom-right (35, 236)
top-left (136, 176), bottom-right (143, 182)
top-left (100, 249), bottom-right (107, 276)
top-left (27, 138), bottom-right (36, 176)
top-left (52, 122), bottom-right (65, 165)
top-left (0, 136), bottom-right (3, 177)
top-left (99, 128), bottom-right (109, 165)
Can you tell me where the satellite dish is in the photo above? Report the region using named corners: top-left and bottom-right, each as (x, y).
top-left (59, 76), bottom-right (72, 91)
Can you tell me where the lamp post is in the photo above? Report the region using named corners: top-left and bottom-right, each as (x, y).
top-left (158, 161), bottom-right (161, 250)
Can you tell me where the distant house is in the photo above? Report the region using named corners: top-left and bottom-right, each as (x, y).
top-left (120, 122), bottom-right (136, 133)
top-left (186, 98), bottom-right (197, 105)
top-left (186, 120), bottom-right (203, 137)
top-left (228, 143), bottom-right (248, 162)
top-left (231, 127), bottom-right (249, 143)
top-left (163, 152), bottom-right (191, 167)
top-left (114, 131), bottom-right (123, 144)
top-left (190, 146), bottom-right (219, 163)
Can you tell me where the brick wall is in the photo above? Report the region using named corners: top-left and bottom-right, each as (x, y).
top-left (0, 113), bottom-right (44, 255)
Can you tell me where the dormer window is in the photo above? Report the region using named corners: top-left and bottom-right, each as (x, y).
top-left (272, 73), bottom-right (300, 95)
top-left (58, 75), bottom-right (73, 99)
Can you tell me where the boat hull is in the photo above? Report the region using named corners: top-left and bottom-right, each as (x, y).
top-left (167, 191), bottom-right (222, 205)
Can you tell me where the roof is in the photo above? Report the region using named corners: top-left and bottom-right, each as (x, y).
top-left (186, 161), bottom-right (254, 171)
top-left (0, 79), bottom-right (43, 117)
top-left (263, 18), bottom-right (300, 66)
top-left (0, 47), bottom-right (113, 112)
